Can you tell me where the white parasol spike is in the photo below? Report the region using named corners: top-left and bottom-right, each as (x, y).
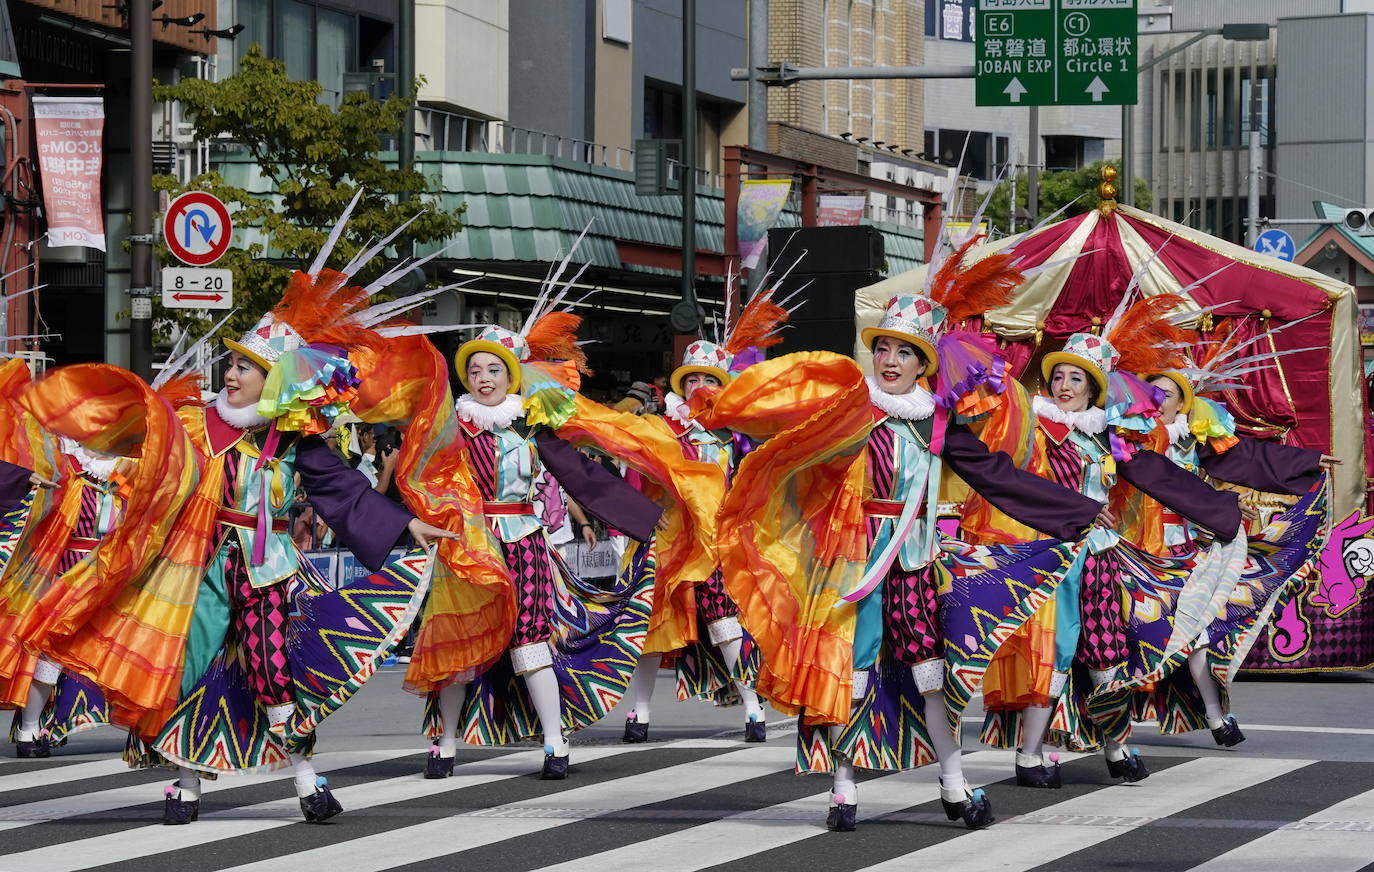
top-left (340, 210), bottom-right (428, 280)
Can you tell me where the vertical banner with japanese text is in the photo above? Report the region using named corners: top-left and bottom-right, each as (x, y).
top-left (737, 179), bottom-right (793, 270)
top-left (33, 96), bottom-right (106, 251)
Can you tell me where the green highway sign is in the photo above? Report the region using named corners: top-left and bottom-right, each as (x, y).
top-left (975, 0), bottom-right (1137, 107)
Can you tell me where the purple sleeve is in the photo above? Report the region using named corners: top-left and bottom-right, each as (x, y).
top-left (295, 435), bottom-right (414, 572)
top-left (0, 459), bottom-right (31, 514)
top-left (1118, 449), bottom-right (1242, 542)
top-left (534, 429), bottom-right (663, 543)
top-left (941, 424), bottom-right (1101, 541)
top-left (1198, 436), bottom-right (1322, 496)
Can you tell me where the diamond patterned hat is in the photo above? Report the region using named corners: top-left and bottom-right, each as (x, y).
top-left (1040, 332), bottom-right (1118, 407)
top-left (859, 294), bottom-right (944, 377)
top-left (670, 339), bottom-right (733, 396)
top-left (224, 313), bottom-right (306, 372)
top-left (454, 325), bottom-right (529, 393)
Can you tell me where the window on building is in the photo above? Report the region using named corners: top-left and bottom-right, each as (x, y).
top-left (931, 128), bottom-right (994, 179)
top-left (644, 82), bottom-right (733, 182)
top-left (317, 7), bottom-right (352, 107)
top-left (1241, 75), bottom-right (1272, 147)
top-left (216, 0), bottom-right (369, 108)
top-left (644, 82), bottom-right (683, 140)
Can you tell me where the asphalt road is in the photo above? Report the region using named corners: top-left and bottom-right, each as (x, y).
top-left (0, 667), bottom-right (1371, 872)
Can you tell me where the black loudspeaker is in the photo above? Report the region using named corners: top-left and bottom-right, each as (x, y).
top-left (782, 270), bottom-right (882, 320)
top-left (771, 318), bottom-right (857, 357)
top-left (767, 225), bottom-right (884, 275)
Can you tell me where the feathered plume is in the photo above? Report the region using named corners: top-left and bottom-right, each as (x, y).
top-left (725, 292), bottom-right (788, 356)
top-left (271, 269), bottom-right (385, 354)
top-left (154, 373), bottom-right (206, 410)
top-left (1105, 292), bottom-right (1190, 375)
top-left (928, 236), bottom-right (1024, 323)
top-left (526, 310), bottom-right (590, 374)
top-left (1176, 312), bottom-right (1324, 395)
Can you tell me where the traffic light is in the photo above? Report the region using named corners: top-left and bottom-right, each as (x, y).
top-left (1344, 209), bottom-right (1374, 237)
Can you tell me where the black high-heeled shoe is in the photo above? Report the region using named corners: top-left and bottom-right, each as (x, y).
top-left (1106, 748), bottom-right (1150, 782)
top-left (161, 783), bottom-right (200, 825)
top-left (825, 800), bottom-right (857, 832)
top-left (622, 717), bottom-right (649, 744)
top-left (1211, 715), bottom-right (1246, 747)
top-left (15, 730), bottom-right (50, 759)
top-left (940, 787), bottom-right (994, 829)
top-left (1014, 752), bottom-right (1062, 788)
top-left (541, 744), bottom-right (570, 780)
top-left (424, 747), bottom-right (455, 779)
top-left (299, 778), bottom-right (343, 822)
top-left (743, 716), bottom-right (767, 743)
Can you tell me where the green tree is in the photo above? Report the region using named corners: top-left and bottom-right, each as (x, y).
top-left (982, 160), bottom-right (1150, 236)
top-left (150, 46), bottom-right (463, 341)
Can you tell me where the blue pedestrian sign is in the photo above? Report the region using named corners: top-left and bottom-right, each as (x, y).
top-left (1254, 228), bottom-right (1295, 262)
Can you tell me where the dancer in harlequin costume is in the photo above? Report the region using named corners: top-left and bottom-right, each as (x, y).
top-left (691, 244), bottom-right (1109, 833)
top-left (408, 278), bottom-right (718, 782)
top-left (622, 293), bottom-right (787, 744)
top-left (17, 195), bottom-right (455, 824)
top-left (980, 294), bottom-right (1252, 789)
top-left (2, 439), bottom-right (124, 757)
top-left (1135, 334), bottom-right (1332, 748)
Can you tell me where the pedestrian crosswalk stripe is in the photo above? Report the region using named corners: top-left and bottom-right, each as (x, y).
top-left (854, 756), bottom-right (1313, 872)
top-left (1186, 784), bottom-right (1374, 872)
top-left (213, 742), bottom-right (799, 872)
top-left (529, 749), bottom-right (1083, 872)
top-left (0, 758), bottom-right (135, 796)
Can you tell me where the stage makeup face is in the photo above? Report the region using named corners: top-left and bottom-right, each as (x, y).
top-left (1050, 363), bottom-right (1093, 413)
top-left (871, 335), bottom-right (923, 396)
top-left (224, 351), bottom-right (267, 408)
top-left (682, 372), bottom-right (721, 401)
top-left (467, 351), bottom-right (512, 407)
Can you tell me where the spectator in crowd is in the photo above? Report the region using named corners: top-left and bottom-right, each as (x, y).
top-left (613, 381), bottom-right (653, 415)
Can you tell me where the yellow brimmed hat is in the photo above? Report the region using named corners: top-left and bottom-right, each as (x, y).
top-left (859, 294), bottom-right (942, 377)
top-left (670, 340), bottom-right (732, 396)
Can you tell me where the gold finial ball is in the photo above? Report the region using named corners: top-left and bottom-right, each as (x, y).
top-left (1100, 165), bottom-right (1119, 183)
top-left (1098, 181), bottom-right (1118, 201)
top-left (1261, 308), bottom-right (1273, 319)
top-left (1091, 316), bottom-right (1103, 326)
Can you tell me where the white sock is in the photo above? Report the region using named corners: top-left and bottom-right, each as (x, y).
top-left (524, 665), bottom-right (568, 754)
top-left (921, 690), bottom-right (965, 797)
top-left (290, 752), bottom-right (319, 798)
top-left (716, 638), bottom-right (764, 719)
top-left (1018, 704), bottom-right (1055, 762)
top-left (173, 767), bottom-right (201, 802)
top-left (630, 654), bottom-right (660, 723)
top-left (19, 680), bottom-right (51, 737)
top-left (1104, 740), bottom-right (1126, 763)
top-left (1188, 649), bottom-right (1227, 726)
top-left (829, 724), bottom-right (856, 805)
top-left (436, 682), bottom-right (465, 757)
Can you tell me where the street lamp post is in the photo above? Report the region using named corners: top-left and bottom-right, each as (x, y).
top-left (1120, 23), bottom-right (1268, 208)
top-left (128, 0), bottom-right (154, 380)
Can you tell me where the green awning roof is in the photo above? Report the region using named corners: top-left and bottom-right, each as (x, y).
top-left (211, 149), bottom-right (923, 277)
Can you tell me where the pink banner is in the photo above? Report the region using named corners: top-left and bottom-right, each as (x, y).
top-left (33, 96), bottom-right (106, 252)
top-left (817, 194), bottom-right (865, 227)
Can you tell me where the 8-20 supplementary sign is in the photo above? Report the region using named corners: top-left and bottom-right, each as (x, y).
top-left (976, 0), bottom-right (1137, 107)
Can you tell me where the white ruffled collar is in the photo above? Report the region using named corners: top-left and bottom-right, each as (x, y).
top-left (456, 392), bottom-right (524, 432)
top-left (213, 388), bottom-right (272, 430)
top-left (664, 391), bottom-right (695, 427)
top-left (867, 377), bottom-right (935, 421)
top-left (1032, 395), bottom-right (1106, 435)
top-left (1165, 416), bottom-right (1191, 444)
top-left (60, 437), bottom-right (118, 482)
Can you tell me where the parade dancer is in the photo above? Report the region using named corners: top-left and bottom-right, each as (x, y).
top-left (622, 294), bottom-right (786, 745)
top-left (404, 275), bottom-right (716, 782)
top-left (693, 243), bottom-right (1107, 832)
top-left (984, 294), bottom-right (1247, 789)
top-left (1138, 334), bottom-right (1332, 747)
top-left (19, 196), bottom-right (455, 823)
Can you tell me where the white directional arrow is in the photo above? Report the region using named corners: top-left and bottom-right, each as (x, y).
top-left (1003, 77), bottom-right (1028, 103)
top-left (1086, 76), bottom-right (1110, 102)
